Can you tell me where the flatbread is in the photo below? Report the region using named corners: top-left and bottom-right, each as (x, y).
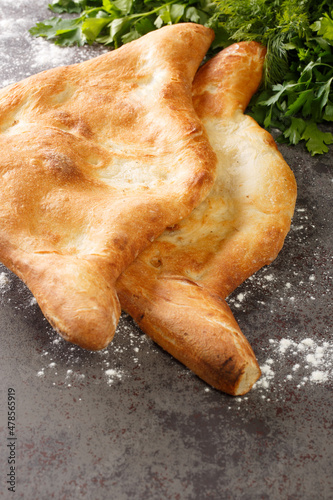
top-left (117, 42), bottom-right (297, 395)
top-left (0, 23), bottom-right (216, 350)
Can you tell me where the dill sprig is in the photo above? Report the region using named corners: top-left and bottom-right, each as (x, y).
top-left (213, 0), bottom-right (326, 86)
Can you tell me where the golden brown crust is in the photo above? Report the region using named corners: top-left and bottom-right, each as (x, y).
top-left (0, 23), bottom-right (216, 350)
top-left (117, 42), bottom-right (297, 394)
top-left (117, 261), bottom-right (261, 395)
top-left (193, 42), bottom-right (267, 119)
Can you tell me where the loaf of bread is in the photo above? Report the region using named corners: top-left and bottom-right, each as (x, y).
top-left (0, 24), bottom-right (216, 350)
top-left (117, 42), bottom-right (297, 395)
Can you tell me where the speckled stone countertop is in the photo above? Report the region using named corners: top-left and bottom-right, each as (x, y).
top-left (0, 2), bottom-right (332, 499)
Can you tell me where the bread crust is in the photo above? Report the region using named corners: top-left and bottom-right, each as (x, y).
top-left (117, 42), bottom-right (297, 395)
top-left (0, 23), bottom-right (216, 350)
top-left (117, 261), bottom-right (261, 395)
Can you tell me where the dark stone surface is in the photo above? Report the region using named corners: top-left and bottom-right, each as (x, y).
top-left (0, 2), bottom-right (332, 499)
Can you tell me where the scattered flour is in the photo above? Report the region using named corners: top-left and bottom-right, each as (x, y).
top-left (0, 0), bottom-right (35, 6)
top-left (33, 315), bottom-right (149, 386)
top-left (30, 37), bottom-right (103, 71)
top-left (0, 1), bottom-right (107, 89)
top-left (254, 336), bottom-right (333, 393)
top-left (278, 338), bottom-right (293, 354)
top-left (105, 368), bottom-right (123, 385)
top-left (310, 370), bottom-right (329, 383)
top-left (31, 39), bottom-right (75, 69)
top-left (0, 272), bottom-right (9, 289)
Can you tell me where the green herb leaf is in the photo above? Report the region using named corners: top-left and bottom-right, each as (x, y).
top-left (102, 0), bottom-right (121, 14)
top-left (112, 0), bottom-right (133, 16)
top-left (185, 6), bottom-right (201, 23)
top-left (121, 29), bottom-right (141, 42)
top-left (29, 16), bottom-right (83, 41)
top-left (259, 82), bottom-right (297, 107)
top-left (285, 89), bottom-right (313, 117)
top-left (323, 102), bottom-right (333, 121)
top-left (311, 13), bottom-right (333, 42)
top-left (48, 0), bottom-right (86, 14)
top-left (317, 77), bottom-right (333, 110)
top-left (81, 16), bottom-right (111, 42)
top-left (55, 27), bottom-right (86, 45)
top-left (109, 16), bottom-right (129, 38)
top-left (302, 122), bottom-right (333, 155)
top-left (283, 117), bottom-right (307, 145)
top-left (170, 4), bottom-right (185, 23)
top-left (135, 17), bottom-right (156, 35)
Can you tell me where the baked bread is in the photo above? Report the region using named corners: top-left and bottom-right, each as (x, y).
top-left (117, 42), bottom-right (297, 395)
top-left (0, 23), bottom-right (216, 350)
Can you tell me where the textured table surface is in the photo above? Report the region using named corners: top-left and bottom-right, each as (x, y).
top-left (0, 1), bottom-right (332, 499)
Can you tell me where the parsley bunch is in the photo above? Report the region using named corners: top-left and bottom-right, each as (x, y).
top-left (29, 0), bottom-right (333, 155)
top-left (29, 0), bottom-right (222, 49)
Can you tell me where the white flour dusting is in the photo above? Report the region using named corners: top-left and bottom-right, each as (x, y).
top-left (0, 0), bottom-right (34, 6)
top-left (0, 272), bottom-right (9, 289)
top-left (31, 38), bottom-right (77, 69)
top-left (32, 314), bottom-right (151, 387)
top-left (0, 1), bottom-right (107, 89)
top-left (105, 368), bottom-right (123, 385)
top-left (254, 336), bottom-right (333, 393)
